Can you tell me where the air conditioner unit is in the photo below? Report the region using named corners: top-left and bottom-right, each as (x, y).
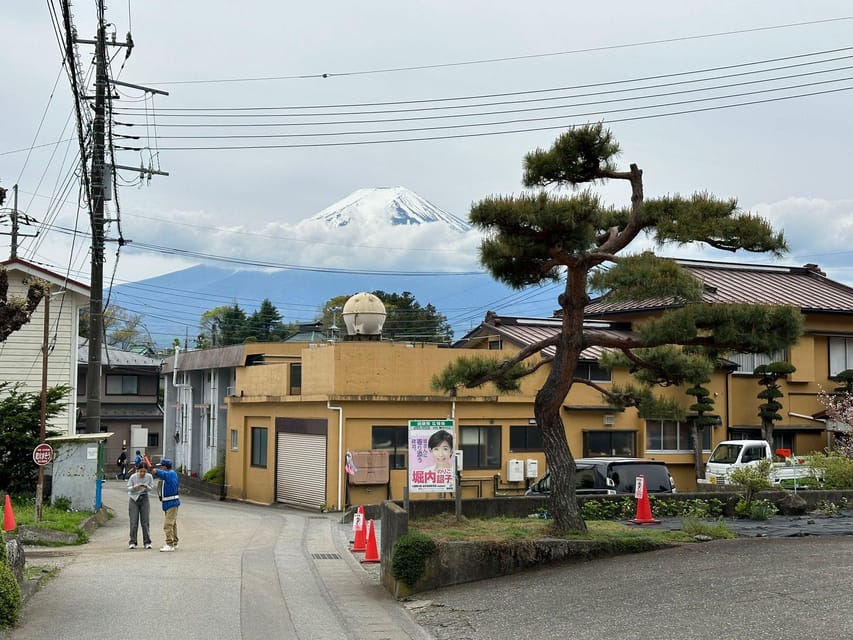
top-left (603, 414), bottom-right (616, 426)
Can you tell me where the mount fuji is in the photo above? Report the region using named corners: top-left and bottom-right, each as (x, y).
top-left (111, 187), bottom-right (558, 346)
top-left (308, 186), bottom-right (471, 232)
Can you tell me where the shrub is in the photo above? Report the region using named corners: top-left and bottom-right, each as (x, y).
top-left (52, 496), bottom-right (72, 512)
top-left (0, 560), bottom-right (20, 629)
top-left (581, 497), bottom-right (635, 520)
top-left (391, 532), bottom-right (437, 587)
top-left (202, 466), bottom-right (225, 484)
top-left (809, 451), bottom-right (853, 489)
top-left (729, 459), bottom-right (773, 513)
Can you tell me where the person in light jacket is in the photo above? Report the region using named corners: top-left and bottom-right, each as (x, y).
top-left (152, 458), bottom-right (181, 552)
top-left (127, 463), bottom-right (154, 549)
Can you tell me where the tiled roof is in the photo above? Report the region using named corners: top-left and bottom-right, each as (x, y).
top-left (78, 338), bottom-right (163, 368)
top-left (455, 315), bottom-right (632, 359)
top-left (585, 260), bottom-right (853, 315)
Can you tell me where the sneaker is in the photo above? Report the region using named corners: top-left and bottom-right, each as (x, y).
top-left (159, 545), bottom-right (175, 552)
top-left (128, 544), bottom-right (136, 550)
top-left (144, 544), bottom-right (152, 549)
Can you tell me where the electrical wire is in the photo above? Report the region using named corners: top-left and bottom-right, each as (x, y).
top-left (145, 15), bottom-right (853, 85)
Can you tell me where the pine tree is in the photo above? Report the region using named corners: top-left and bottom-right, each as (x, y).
top-left (432, 124), bottom-right (803, 533)
top-left (0, 269), bottom-right (49, 343)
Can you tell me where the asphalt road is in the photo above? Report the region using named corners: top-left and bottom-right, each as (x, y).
top-left (6, 483), bottom-right (853, 640)
top-left (3, 481), bottom-right (428, 640)
top-left (406, 536), bottom-right (853, 640)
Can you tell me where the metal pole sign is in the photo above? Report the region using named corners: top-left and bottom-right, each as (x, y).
top-left (33, 443), bottom-right (53, 466)
top-left (408, 419), bottom-right (456, 494)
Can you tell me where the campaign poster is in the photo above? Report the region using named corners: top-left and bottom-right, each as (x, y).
top-left (408, 419), bottom-right (455, 493)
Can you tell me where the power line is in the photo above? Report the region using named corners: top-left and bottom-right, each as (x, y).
top-left (144, 15), bottom-right (853, 85)
top-left (120, 45), bottom-right (853, 113)
top-left (116, 83), bottom-right (853, 151)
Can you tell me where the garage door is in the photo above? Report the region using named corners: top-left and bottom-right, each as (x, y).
top-left (276, 432), bottom-right (326, 509)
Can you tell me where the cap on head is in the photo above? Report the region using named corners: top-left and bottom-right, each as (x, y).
top-left (158, 458), bottom-right (173, 469)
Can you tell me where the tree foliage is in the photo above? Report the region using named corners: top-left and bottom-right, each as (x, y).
top-left (197, 300), bottom-right (293, 347)
top-left (0, 382), bottom-right (68, 494)
top-left (754, 361), bottom-right (796, 447)
top-left (0, 269), bottom-right (49, 343)
top-left (81, 304), bottom-right (151, 350)
top-left (433, 124), bottom-right (802, 533)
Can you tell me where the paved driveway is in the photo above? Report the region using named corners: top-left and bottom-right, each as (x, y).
top-left (407, 535), bottom-right (853, 640)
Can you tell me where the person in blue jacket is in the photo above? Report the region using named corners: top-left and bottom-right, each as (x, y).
top-left (151, 458), bottom-right (181, 552)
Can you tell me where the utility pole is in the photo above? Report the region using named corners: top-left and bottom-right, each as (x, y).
top-left (0, 185), bottom-right (38, 259)
top-left (85, 0), bottom-right (107, 434)
top-left (58, 0), bottom-right (167, 434)
top-left (35, 294), bottom-right (49, 521)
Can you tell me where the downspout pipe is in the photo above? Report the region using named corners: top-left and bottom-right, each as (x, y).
top-left (328, 401), bottom-right (343, 510)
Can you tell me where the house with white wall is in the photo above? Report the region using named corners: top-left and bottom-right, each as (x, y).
top-left (0, 258), bottom-right (89, 434)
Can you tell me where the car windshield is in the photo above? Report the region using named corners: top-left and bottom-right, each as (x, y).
top-left (609, 463), bottom-right (672, 493)
top-left (709, 443), bottom-right (742, 464)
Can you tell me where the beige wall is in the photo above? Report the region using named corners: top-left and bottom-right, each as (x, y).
top-left (224, 306), bottom-right (851, 506)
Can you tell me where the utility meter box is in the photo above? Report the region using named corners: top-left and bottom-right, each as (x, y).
top-left (526, 459), bottom-right (539, 479)
top-left (454, 450), bottom-right (463, 472)
top-left (507, 459), bottom-right (524, 482)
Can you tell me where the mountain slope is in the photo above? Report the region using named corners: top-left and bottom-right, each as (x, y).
top-left (111, 187), bottom-right (558, 346)
top-left (308, 186), bottom-right (471, 232)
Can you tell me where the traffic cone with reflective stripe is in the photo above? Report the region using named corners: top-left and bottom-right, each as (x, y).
top-left (361, 520), bottom-right (379, 564)
top-left (3, 494), bottom-right (16, 532)
top-left (351, 505), bottom-right (366, 552)
top-left (629, 476), bottom-right (660, 525)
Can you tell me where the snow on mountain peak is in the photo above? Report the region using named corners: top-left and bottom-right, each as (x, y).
top-left (309, 186), bottom-right (470, 232)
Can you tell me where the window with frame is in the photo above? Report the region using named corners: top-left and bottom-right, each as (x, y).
top-left (289, 363), bottom-right (302, 395)
top-left (573, 362), bottom-right (612, 383)
top-left (230, 429), bottom-right (238, 451)
top-left (105, 375), bottom-right (139, 395)
top-left (646, 419), bottom-right (711, 452)
top-left (829, 336), bottom-right (853, 377)
top-left (371, 426), bottom-right (408, 470)
top-left (583, 431), bottom-right (635, 457)
top-left (147, 432), bottom-right (160, 448)
top-left (509, 425), bottom-right (543, 451)
top-left (460, 426), bottom-right (501, 469)
top-left (728, 349), bottom-right (786, 375)
top-left (251, 427), bottom-right (268, 467)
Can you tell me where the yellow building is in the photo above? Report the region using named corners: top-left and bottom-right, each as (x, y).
top-left (168, 259), bottom-right (853, 508)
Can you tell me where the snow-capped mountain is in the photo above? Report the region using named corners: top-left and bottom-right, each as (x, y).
top-left (309, 186), bottom-right (471, 232)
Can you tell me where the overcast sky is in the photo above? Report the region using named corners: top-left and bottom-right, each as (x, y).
top-left (4, 1), bottom-right (853, 303)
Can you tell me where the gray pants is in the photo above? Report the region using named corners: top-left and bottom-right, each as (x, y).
top-left (128, 495), bottom-right (151, 545)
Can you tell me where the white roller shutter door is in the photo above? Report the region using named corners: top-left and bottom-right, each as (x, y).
top-left (276, 432), bottom-right (326, 509)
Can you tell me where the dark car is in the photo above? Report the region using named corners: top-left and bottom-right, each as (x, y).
top-left (525, 457), bottom-right (676, 496)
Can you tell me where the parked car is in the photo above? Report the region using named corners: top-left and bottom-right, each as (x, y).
top-left (525, 457), bottom-right (676, 496)
top-left (699, 439), bottom-right (821, 486)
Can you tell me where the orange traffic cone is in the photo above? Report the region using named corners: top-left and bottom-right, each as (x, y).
top-left (629, 476), bottom-right (660, 526)
top-left (3, 494), bottom-right (16, 532)
top-left (351, 506), bottom-right (366, 552)
top-left (361, 519), bottom-right (380, 564)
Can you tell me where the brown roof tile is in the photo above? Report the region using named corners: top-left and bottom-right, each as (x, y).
top-left (585, 260), bottom-right (853, 315)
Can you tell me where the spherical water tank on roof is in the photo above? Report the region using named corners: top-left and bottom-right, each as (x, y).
top-left (342, 292), bottom-right (386, 336)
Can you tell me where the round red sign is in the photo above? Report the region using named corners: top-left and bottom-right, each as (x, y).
top-left (33, 443), bottom-right (53, 466)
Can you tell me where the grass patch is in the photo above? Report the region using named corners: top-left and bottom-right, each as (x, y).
top-left (11, 500), bottom-right (92, 545)
top-left (681, 516), bottom-right (736, 539)
top-left (408, 512), bottom-right (697, 545)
